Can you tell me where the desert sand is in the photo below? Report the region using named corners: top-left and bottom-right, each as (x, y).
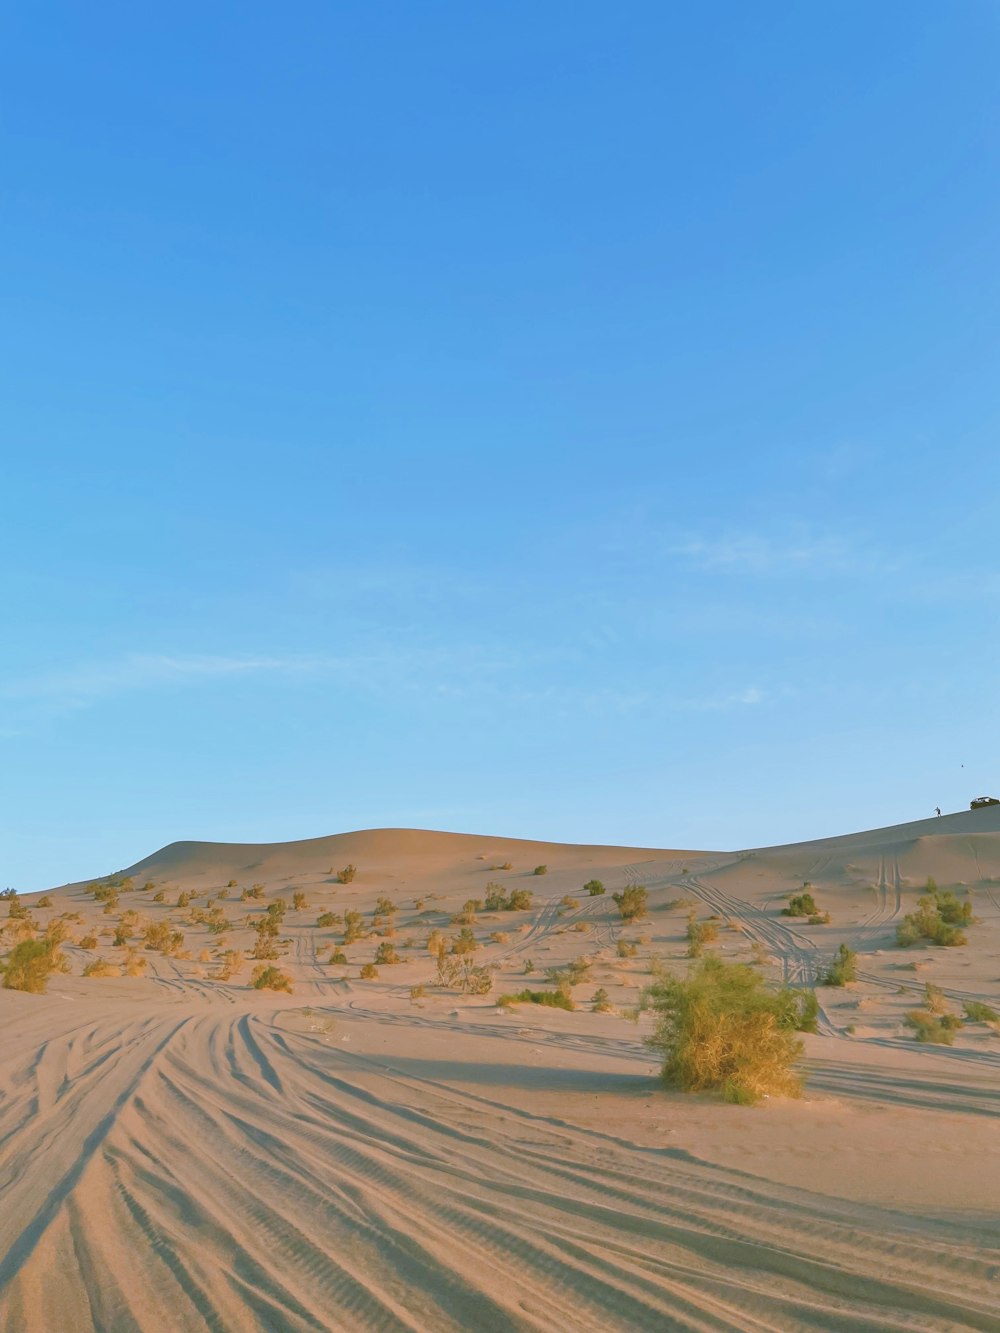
top-left (1, 812), bottom-right (998, 1331)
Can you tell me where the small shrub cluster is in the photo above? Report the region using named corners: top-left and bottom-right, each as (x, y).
top-left (336, 864), bottom-right (357, 884)
top-left (822, 944), bottom-right (857, 986)
top-left (686, 917), bottom-right (719, 958)
top-left (897, 886), bottom-right (971, 948)
top-left (583, 879), bottom-right (605, 896)
top-left (498, 988), bottom-right (574, 1011)
top-left (1, 936), bottom-right (69, 992)
top-left (963, 1000), bottom-right (999, 1024)
top-left (484, 883), bottom-right (533, 912)
top-left (904, 1009), bottom-right (961, 1044)
top-left (251, 964), bottom-right (293, 992)
top-left (533, 865), bottom-right (548, 876)
top-left (612, 886), bottom-right (647, 922)
top-left (783, 890), bottom-right (818, 917)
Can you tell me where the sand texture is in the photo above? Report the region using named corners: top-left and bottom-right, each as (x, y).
top-left (1, 814), bottom-right (999, 1331)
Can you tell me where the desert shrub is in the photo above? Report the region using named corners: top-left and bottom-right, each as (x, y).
top-left (292, 891), bottom-right (307, 911)
top-left (227, 879), bottom-right (238, 888)
top-left (82, 958), bottom-right (121, 978)
top-left (645, 956), bottom-right (807, 1104)
top-left (251, 964), bottom-right (293, 993)
top-left (316, 912), bottom-right (340, 928)
top-left (507, 888), bottom-right (533, 910)
top-left (452, 898), bottom-right (480, 925)
top-left (794, 990), bottom-right (820, 1033)
top-left (451, 926), bottom-right (478, 955)
top-left (822, 944), bottom-right (857, 986)
top-left (152, 889), bottom-right (165, 902)
top-left (898, 888), bottom-right (972, 948)
top-left (37, 895), bottom-right (52, 908)
top-left (112, 926), bottom-right (129, 947)
top-left (360, 962), bottom-right (378, 979)
top-left (374, 895), bottom-right (398, 917)
top-left (484, 883), bottom-right (506, 911)
top-left (686, 918), bottom-right (719, 957)
top-left (328, 948), bottom-right (348, 965)
top-left (489, 931), bottom-right (510, 944)
top-left (533, 865), bottom-right (548, 876)
top-left (374, 941), bottom-right (401, 965)
top-left (807, 913), bottom-right (832, 925)
top-left (584, 879), bottom-right (605, 896)
top-left (963, 1000), bottom-right (999, 1024)
top-left (144, 922), bottom-right (184, 955)
top-left (592, 988), bottom-right (613, 1012)
top-left (617, 939), bottom-right (637, 958)
top-left (7, 896), bottom-right (28, 921)
top-left (498, 988), bottom-right (574, 1011)
top-left (904, 1009), bottom-right (960, 1044)
top-left (523, 958), bottom-right (534, 973)
top-left (1, 936), bottom-right (68, 992)
top-left (425, 928), bottom-right (446, 955)
top-left (124, 951), bottom-right (147, 976)
top-left (336, 864), bottom-right (357, 884)
top-left (343, 910), bottom-right (366, 944)
top-left (250, 918), bottom-right (281, 960)
top-left (547, 957), bottom-right (591, 986)
top-left (410, 984), bottom-right (426, 1000)
top-left (177, 892), bottom-right (190, 908)
top-left (783, 891), bottom-right (818, 917)
top-left (499, 861), bottom-right (513, 871)
top-left (560, 895), bottom-right (578, 909)
top-left (265, 899), bottom-right (287, 922)
top-left (212, 950), bottom-right (244, 980)
top-left (79, 933), bottom-right (98, 950)
top-left (612, 886), bottom-right (648, 922)
top-left (923, 982), bottom-right (948, 1014)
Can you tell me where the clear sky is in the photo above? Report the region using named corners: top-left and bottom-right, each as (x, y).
top-left (3, 3), bottom-right (998, 889)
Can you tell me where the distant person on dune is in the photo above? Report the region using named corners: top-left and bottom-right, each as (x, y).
top-left (935, 807), bottom-right (941, 816)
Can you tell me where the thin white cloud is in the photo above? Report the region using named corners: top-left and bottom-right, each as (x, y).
top-left (671, 531), bottom-right (894, 577)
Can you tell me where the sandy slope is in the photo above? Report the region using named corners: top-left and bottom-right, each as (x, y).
top-left (1, 813), bottom-right (999, 1331)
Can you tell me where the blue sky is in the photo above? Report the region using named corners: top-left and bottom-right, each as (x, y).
top-left (3, 2), bottom-right (998, 889)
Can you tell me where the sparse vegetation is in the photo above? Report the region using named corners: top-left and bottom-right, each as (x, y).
top-left (374, 941), bottom-right (401, 965)
top-left (360, 962), bottom-right (378, 979)
top-left (592, 988), bottom-right (613, 1012)
top-left (292, 891), bottom-right (307, 911)
top-left (336, 864), bottom-right (357, 884)
top-left (612, 886), bottom-right (648, 922)
top-left (583, 879), bottom-right (605, 896)
top-left (316, 912), bottom-right (340, 928)
top-left (82, 958), bottom-right (121, 978)
top-left (533, 865), bottom-right (548, 876)
top-left (498, 987), bottom-right (574, 1010)
top-left (410, 984), bottom-right (426, 1001)
top-left (962, 1000), bottom-right (999, 1024)
top-left (617, 938), bottom-right (637, 958)
top-left (328, 948), bottom-right (348, 965)
top-left (484, 882), bottom-right (533, 912)
top-left (79, 933), bottom-right (98, 950)
top-left (251, 965), bottom-right (293, 992)
top-left (783, 889), bottom-right (818, 917)
top-left (645, 955), bottom-right (810, 1105)
top-left (143, 922), bottom-right (184, 955)
top-left (686, 917), bottom-right (719, 957)
top-left (342, 910), bottom-right (366, 944)
top-left (897, 887), bottom-right (971, 948)
top-left (904, 1009), bottom-right (961, 1044)
top-left (1, 936), bottom-right (68, 993)
top-left (822, 944), bottom-right (857, 986)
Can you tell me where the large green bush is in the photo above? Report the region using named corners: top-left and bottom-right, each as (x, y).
top-left (645, 956), bottom-right (810, 1104)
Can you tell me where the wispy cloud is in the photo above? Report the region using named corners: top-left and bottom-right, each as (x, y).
top-left (0, 654), bottom-right (328, 705)
top-left (670, 531), bottom-right (894, 578)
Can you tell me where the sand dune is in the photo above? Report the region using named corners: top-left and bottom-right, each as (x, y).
top-left (2, 813), bottom-right (999, 1330)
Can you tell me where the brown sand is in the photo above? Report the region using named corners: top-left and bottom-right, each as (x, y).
top-left (1, 812), bottom-right (998, 1330)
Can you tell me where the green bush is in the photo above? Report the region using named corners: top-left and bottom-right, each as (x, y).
top-left (962, 1000), bottom-right (998, 1024)
top-left (645, 956), bottom-right (807, 1104)
top-left (251, 964), bottom-right (293, 993)
top-left (360, 962), bottom-right (378, 979)
top-left (897, 888), bottom-right (971, 947)
top-left (592, 987), bottom-right (613, 1012)
top-left (374, 941), bottom-right (401, 965)
top-left (533, 865), bottom-right (548, 876)
top-left (329, 948), bottom-right (348, 965)
top-left (612, 886), bottom-right (648, 921)
top-left (342, 910), bottom-right (366, 944)
top-left (584, 879), bottom-right (605, 896)
top-left (317, 912), bottom-right (340, 928)
top-left (484, 883), bottom-right (533, 912)
top-left (336, 864), bottom-right (357, 884)
top-left (686, 918), bottom-right (719, 957)
top-left (904, 1009), bottom-right (961, 1044)
top-left (1, 937), bottom-right (67, 993)
top-left (783, 892), bottom-right (818, 917)
top-left (374, 895), bottom-right (398, 916)
top-left (822, 944), bottom-right (857, 986)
